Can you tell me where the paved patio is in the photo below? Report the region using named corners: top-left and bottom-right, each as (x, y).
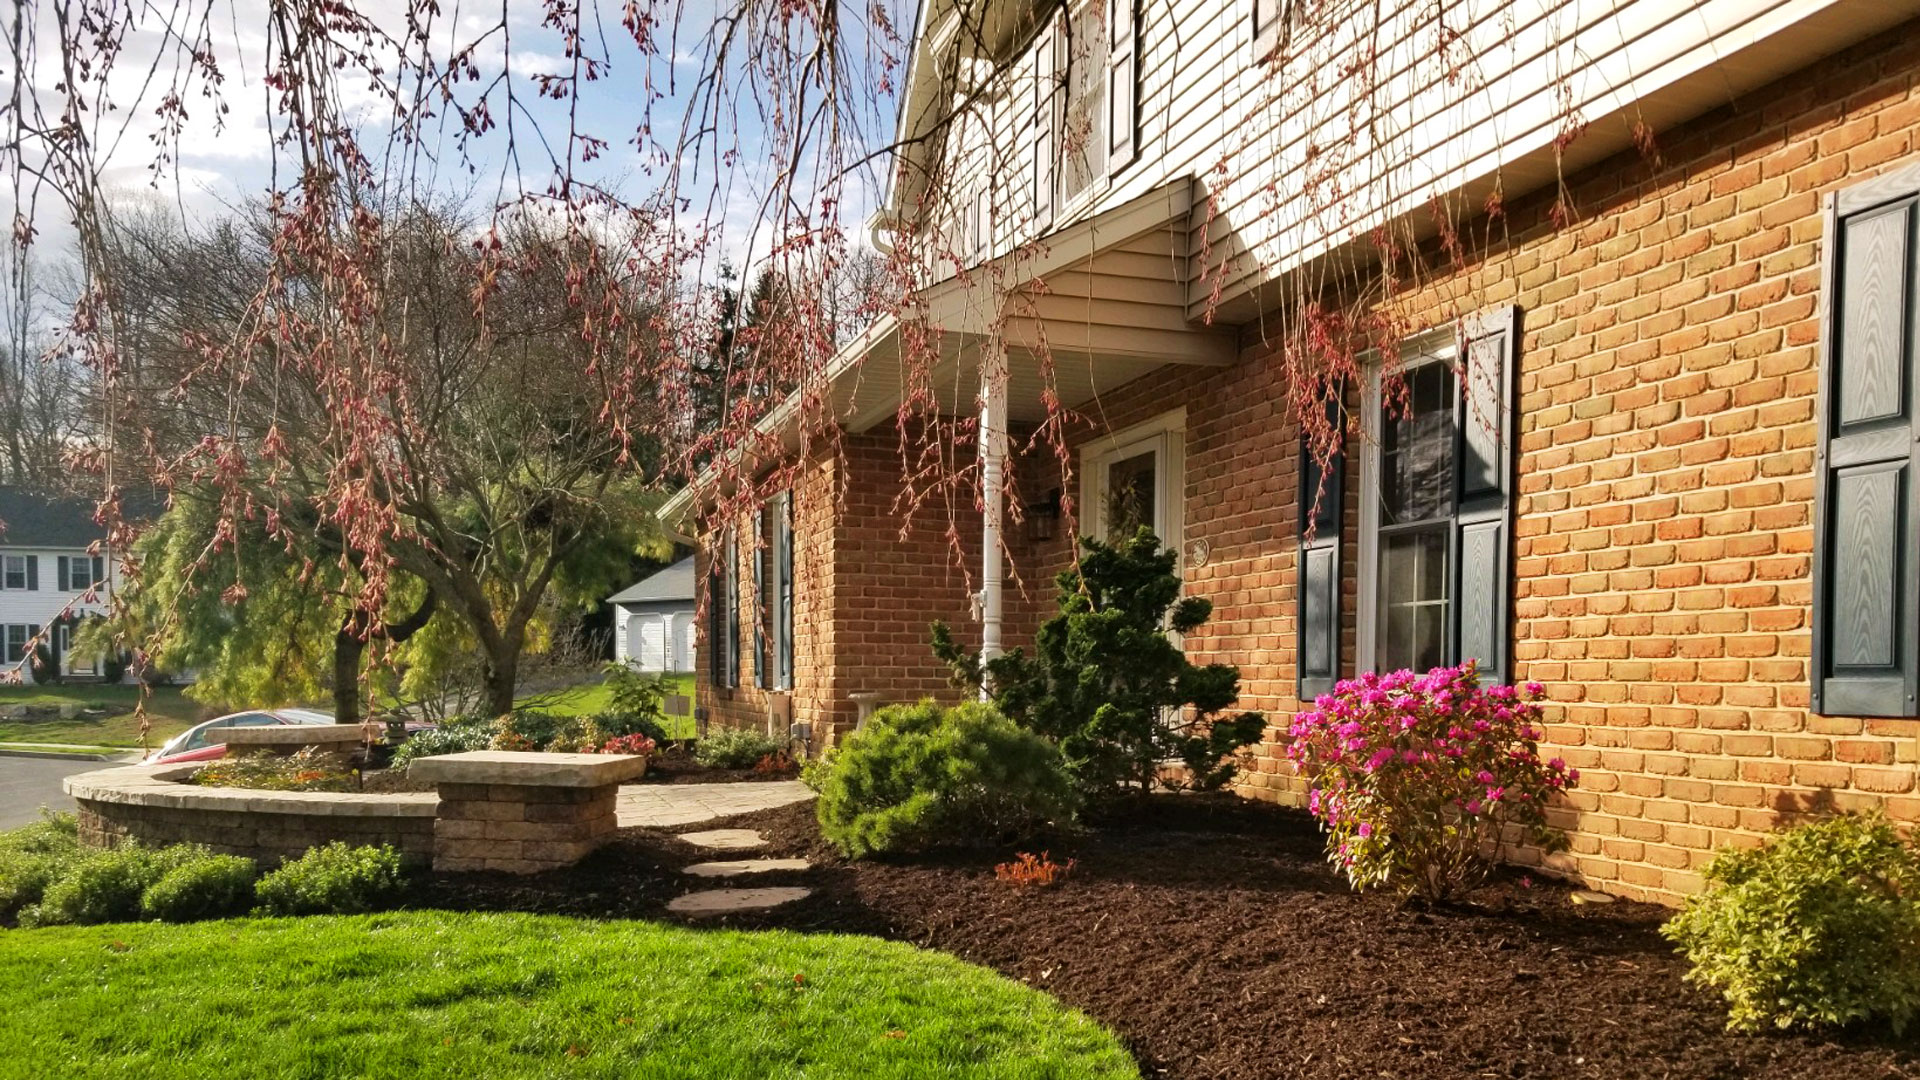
top-left (615, 780), bottom-right (813, 829)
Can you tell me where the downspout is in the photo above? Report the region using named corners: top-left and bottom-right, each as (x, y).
top-left (978, 338), bottom-right (1008, 694)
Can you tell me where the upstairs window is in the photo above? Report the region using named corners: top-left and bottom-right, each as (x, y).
top-left (1056, 0), bottom-right (1108, 207)
top-left (1, 556), bottom-right (25, 591)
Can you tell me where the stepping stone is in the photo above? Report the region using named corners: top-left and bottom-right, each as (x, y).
top-left (667, 887), bottom-right (811, 917)
top-left (676, 828), bottom-right (768, 851)
top-left (682, 858), bottom-right (811, 878)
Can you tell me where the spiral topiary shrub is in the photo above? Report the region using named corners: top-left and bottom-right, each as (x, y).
top-left (817, 700), bottom-right (1077, 858)
top-left (1662, 813), bottom-right (1920, 1033)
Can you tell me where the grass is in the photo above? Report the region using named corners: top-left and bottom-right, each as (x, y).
top-left (0, 911), bottom-right (1138, 1080)
top-left (0, 685), bottom-right (205, 750)
top-left (518, 673), bottom-right (699, 739)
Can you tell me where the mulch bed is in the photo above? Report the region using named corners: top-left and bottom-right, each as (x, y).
top-left (639, 744), bottom-right (799, 785)
top-left (408, 793), bottom-right (1920, 1080)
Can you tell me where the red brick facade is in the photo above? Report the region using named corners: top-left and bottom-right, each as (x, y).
top-left (698, 21), bottom-right (1920, 903)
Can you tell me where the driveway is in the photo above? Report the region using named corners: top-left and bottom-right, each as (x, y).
top-left (0, 755), bottom-right (119, 829)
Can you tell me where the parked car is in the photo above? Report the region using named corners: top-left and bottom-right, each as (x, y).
top-left (144, 708), bottom-right (336, 765)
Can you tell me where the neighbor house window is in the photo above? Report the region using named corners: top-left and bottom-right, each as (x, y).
top-left (58, 556), bottom-right (101, 593)
top-left (3, 625), bottom-right (29, 664)
top-left (1083, 409), bottom-right (1184, 551)
top-left (1811, 161), bottom-right (1920, 717)
top-left (1358, 309), bottom-right (1518, 684)
top-left (1, 555), bottom-right (27, 591)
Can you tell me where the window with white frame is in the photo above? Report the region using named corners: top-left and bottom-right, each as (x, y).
top-left (1357, 311), bottom-right (1519, 683)
top-left (3, 625), bottom-right (29, 664)
top-left (1082, 409), bottom-right (1184, 552)
top-left (1, 555), bottom-right (26, 591)
top-left (1056, 0), bottom-right (1108, 207)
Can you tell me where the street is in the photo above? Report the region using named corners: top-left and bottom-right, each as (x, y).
top-left (0, 755), bottom-right (109, 829)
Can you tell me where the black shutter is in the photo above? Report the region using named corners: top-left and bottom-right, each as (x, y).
top-left (778, 492), bottom-right (795, 690)
top-left (56, 557), bottom-right (69, 592)
top-left (1813, 171), bottom-right (1920, 718)
top-left (753, 509), bottom-right (769, 689)
top-left (91, 557), bottom-right (103, 590)
top-left (725, 531), bottom-right (741, 688)
top-left (1452, 305), bottom-right (1519, 686)
top-left (707, 551), bottom-right (725, 688)
top-left (24, 556), bottom-right (36, 592)
top-left (1297, 395), bottom-right (1344, 702)
top-left (1105, 0), bottom-right (1138, 173)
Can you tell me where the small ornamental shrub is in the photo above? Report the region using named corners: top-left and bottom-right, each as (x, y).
top-left (695, 728), bottom-right (784, 770)
top-left (752, 751), bottom-right (796, 775)
top-left (489, 710), bottom-right (566, 751)
top-left (798, 747), bottom-right (837, 793)
top-left (140, 853), bottom-right (257, 922)
top-left (546, 716), bottom-right (606, 754)
top-left (253, 842), bottom-right (405, 916)
top-left (599, 663), bottom-right (674, 741)
top-left (0, 812), bottom-right (83, 920)
top-left (1286, 663), bottom-right (1576, 903)
top-left (995, 851), bottom-right (1075, 888)
top-left (817, 700), bottom-right (1077, 858)
top-left (598, 732), bottom-right (657, 756)
top-left (390, 718), bottom-right (492, 768)
top-left (1662, 813), bottom-right (1920, 1034)
top-left (29, 843), bottom-right (205, 926)
top-left (934, 528), bottom-right (1263, 800)
top-left (190, 747), bottom-right (357, 792)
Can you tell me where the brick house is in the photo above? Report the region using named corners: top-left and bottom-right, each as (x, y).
top-left (663, 0), bottom-right (1920, 902)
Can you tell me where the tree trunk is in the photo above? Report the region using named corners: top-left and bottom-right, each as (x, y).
top-left (333, 621), bottom-right (368, 725)
top-left (481, 653), bottom-right (518, 718)
top-left (331, 593), bottom-right (437, 724)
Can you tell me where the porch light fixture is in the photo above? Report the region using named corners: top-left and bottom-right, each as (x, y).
top-left (1026, 489), bottom-right (1062, 543)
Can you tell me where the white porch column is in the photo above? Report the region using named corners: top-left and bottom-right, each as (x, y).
top-left (978, 338), bottom-right (1009, 679)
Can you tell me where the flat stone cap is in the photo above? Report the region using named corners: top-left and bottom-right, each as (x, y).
top-left (409, 751), bottom-right (648, 788)
top-left (225, 724), bottom-right (366, 746)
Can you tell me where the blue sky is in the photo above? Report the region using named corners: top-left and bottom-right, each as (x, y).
top-left (5, 0), bottom-right (913, 298)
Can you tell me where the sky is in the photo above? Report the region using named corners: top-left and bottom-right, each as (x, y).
top-left (3, 0), bottom-right (913, 316)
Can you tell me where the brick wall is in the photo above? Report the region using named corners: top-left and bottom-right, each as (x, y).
top-left (697, 20), bottom-right (1920, 904)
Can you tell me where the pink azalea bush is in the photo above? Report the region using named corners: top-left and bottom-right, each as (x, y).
top-left (1286, 662), bottom-right (1577, 902)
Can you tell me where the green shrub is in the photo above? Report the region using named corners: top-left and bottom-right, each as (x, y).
top-left (29, 843), bottom-right (204, 927)
top-left (1662, 813), bottom-right (1920, 1033)
top-left (253, 842), bottom-right (404, 916)
top-left (933, 527), bottom-right (1263, 801)
top-left (695, 728), bottom-right (784, 769)
top-left (600, 663), bottom-right (673, 741)
top-left (489, 710), bottom-right (566, 751)
top-left (390, 718), bottom-right (492, 768)
top-left (817, 700), bottom-right (1077, 859)
top-left (0, 812), bottom-right (84, 920)
top-left (141, 854), bottom-right (257, 922)
top-left (593, 709), bottom-right (669, 745)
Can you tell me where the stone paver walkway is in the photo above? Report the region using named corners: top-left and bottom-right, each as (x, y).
top-left (667, 886), bottom-right (812, 917)
top-left (683, 857), bottom-right (810, 877)
top-left (615, 780), bottom-right (812, 830)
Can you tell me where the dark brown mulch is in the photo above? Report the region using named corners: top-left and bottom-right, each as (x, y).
top-left (638, 744), bottom-right (799, 785)
top-left (406, 794), bottom-right (1920, 1080)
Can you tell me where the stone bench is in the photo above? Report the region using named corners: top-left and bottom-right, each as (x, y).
top-left (408, 751), bottom-right (649, 874)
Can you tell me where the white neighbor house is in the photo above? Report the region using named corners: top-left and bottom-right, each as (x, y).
top-left (0, 489), bottom-right (118, 683)
top-left (608, 557), bottom-right (696, 674)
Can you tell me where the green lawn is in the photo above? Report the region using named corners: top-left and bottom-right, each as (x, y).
top-left (0, 685), bottom-right (207, 750)
top-left (518, 673), bottom-right (698, 738)
top-left (0, 912), bottom-right (1137, 1080)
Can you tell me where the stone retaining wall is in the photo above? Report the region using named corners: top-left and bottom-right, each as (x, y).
top-left (65, 765), bottom-right (437, 867)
